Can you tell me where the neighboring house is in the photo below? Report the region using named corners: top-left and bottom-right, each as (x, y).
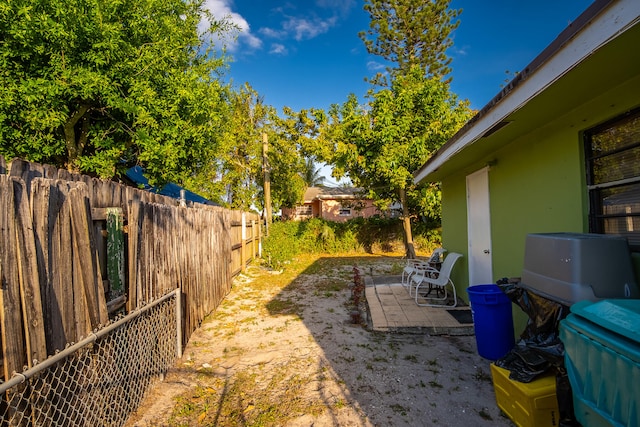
top-left (413, 0), bottom-right (640, 324)
top-left (282, 186), bottom-right (384, 222)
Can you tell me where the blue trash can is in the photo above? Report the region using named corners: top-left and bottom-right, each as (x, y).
top-left (466, 284), bottom-right (515, 360)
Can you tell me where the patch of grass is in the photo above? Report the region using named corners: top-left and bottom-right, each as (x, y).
top-left (314, 278), bottom-right (348, 294)
top-left (170, 361), bottom-right (325, 427)
top-left (473, 367), bottom-right (492, 383)
top-left (387, 341), bottom-right (399, 351)
top-left (356, 343), bottom-right (375, 352)
top-left (371, 332), bottom-right (386, 344)
top-left (389, 262), bottom-right (404, 275)
top-left (403, 354), bottom-right (418, 363)
top-left (429, 380), bottom-right (443, 389)
top-left (265, 297), bottom-right (302, 315)
top-left (222, 346), bottom-right (245, 357)
top-left (390, 404), bottom-right (409, 416)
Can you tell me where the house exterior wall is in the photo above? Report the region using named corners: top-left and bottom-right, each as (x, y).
top-left (281, 200), bottom-right (320, 221)
top-left (282, 199), bottom-right (381, 222)
top-left (319, 199), bottom-right (380, 222)
top-left (441, 73), bottom-right (640, 331)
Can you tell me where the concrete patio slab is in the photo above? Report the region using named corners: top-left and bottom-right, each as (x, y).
top-left (365, 275), bottom-right (475, 336)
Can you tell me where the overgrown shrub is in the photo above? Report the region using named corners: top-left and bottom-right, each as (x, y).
top-left (262, 217), bottom-right (441, 269)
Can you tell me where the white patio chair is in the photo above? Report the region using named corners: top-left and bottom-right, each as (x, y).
top-left (401, 248), bottom-right (446, 291)
top-left (410, 252), bottom-right (463, 307)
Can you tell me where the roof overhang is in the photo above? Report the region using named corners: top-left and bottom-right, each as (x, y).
top-left (414, 0), bottom-right (640, 183)
top-left (316, 194), bottom-right (365, 200)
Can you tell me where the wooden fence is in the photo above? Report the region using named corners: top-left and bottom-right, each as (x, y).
top-left (0, 157), bottom-right (260, 383)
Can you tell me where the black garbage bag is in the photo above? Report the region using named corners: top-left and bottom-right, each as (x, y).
top-left (495, 278), bottom-right (570, 380)
top-left (495, 278), bottom-right (579, 427)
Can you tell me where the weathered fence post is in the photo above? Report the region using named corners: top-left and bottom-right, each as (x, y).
top-left (241, 212), bottom-right (246, 272)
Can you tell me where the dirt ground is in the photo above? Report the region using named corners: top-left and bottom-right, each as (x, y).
top-left (125, 254), bottom-right (515, 427)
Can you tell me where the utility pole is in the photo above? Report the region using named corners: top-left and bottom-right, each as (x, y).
top-left (262, 132), bottom-right (272, 236)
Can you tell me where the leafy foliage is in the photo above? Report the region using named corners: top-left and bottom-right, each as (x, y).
top-left (360, 0), bottom-right (461, 83)
top-left (262, 217), bottom-right (441, 269)
top-left (191, 83), bottom-right (270, 208)
top-left (316, 67), bottom-right (472, 222)
top-left (298, 0), bottom-right (471, 258)
top-left (257, 107), bottom-right (324, 212)
top-left (302, 157), bottom-right (325, 187)
top-left (0, 0), bottom-right (231, 185)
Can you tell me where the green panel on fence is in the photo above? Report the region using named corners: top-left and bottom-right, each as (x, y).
top-left (106, 207), bottom-right (125, 294)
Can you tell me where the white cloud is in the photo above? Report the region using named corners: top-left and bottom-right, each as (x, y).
top-left (269, 43), bottom-right (288, 55)
top-left (367, 61), bottom-right (386, 71)
top-left (315, 0), bottom-right (356, 17)
top-left (202, 0), bottom-right (262, 51)
top-left (451, 45), bottom-right (469, 56)
top-left (259, 27), bottom-right (286, 39)
top-left (283, 16), bottom-right (337, 41)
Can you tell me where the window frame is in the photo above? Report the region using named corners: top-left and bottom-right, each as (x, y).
top-left (584, 107), bottom-right (640, 250)
top-left (295, 205), bottom-right (312, 216)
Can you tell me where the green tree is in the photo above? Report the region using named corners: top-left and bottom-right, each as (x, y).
top-left (302, 157), bottom-right (325, 187)
top-left (0, 0), bottom-right (232, 185)
top-left (258, 108), bottom-right (309, 212)
top-left (203, 83), bottom-right (270, 209)
top-left (325, 67), bottom-right (472, 257)
top-left (359, 0), bottom-right (461, 83)
top-left (312, 0), bottom-right (467, 258)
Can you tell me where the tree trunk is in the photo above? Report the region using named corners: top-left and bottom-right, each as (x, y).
top-left (399, 187), bottom-right (417, 259)
top-left (63, 104), bottom-right (90, 171)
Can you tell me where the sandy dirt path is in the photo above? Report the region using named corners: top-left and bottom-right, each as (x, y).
top-left (125, 254), bottom-right (514, 426)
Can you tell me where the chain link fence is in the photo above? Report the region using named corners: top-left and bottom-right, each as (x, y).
top-left (1, 290), bottom-right (180, 427)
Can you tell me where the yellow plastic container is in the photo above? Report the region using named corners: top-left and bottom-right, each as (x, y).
top-left (490, 363), bottom-right (560, 427)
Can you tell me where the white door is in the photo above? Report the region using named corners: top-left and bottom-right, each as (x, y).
top-left (466, 167), bottom-right (493, 285)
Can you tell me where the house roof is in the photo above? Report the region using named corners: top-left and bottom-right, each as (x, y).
top-left (125, 166), bottom-right (219, 206)
top-left (414, 0), bottom-right (640, 183)
top-left (303, 186), bottom-right (367, 203)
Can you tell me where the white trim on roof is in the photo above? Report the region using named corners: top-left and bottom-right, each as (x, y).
top-left (414, 0), bottom-right (640, 184)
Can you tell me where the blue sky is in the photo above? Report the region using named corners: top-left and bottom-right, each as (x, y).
top-left (207, 0), bottom-right (591, 185)
top-left (209, 0), bottom-right (592, 113)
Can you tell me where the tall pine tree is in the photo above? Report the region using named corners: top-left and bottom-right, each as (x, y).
top-left (359, 0), bottom-right (461, 84)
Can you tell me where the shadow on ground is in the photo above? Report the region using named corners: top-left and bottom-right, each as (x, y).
top-left (126, 254), bottom-right (514, 427)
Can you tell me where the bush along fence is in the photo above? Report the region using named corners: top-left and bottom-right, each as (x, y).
top-left (0, 156), bottom-right (261, 426)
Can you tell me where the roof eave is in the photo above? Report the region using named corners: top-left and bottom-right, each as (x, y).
top-left (414, 0), bottom-right (638, 184)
